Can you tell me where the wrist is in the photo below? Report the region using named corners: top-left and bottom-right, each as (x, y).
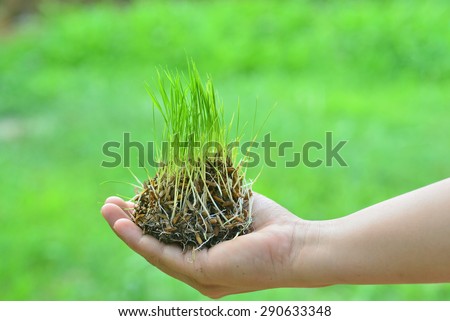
top-left (289, 218), bottom-right (340, 288)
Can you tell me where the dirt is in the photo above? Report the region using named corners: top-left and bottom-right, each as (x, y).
top-left (131, 156), bottom-right (253, 249)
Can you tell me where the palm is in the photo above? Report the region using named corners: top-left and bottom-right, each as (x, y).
top-left (102, 193), bottom-right (303, 298)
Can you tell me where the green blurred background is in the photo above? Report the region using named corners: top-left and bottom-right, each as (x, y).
top-left (0, 0), bottom-right (449, 300)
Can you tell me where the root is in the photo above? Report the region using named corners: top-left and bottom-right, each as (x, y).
top-left (131, 155), bottom-right (253, 249)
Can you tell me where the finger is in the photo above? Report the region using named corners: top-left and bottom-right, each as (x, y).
top-left (103, 198), bottom-right (219, 292)
top-left (104, 196), bottom-right (135, 216)
top-left (250, 193), bottom-right (275, 230)
top-left (251, 192), bottom-right (294, 230)
top-left (101, 203), bottom-right (131, 230)
top-left (102, 203), bottom-right (193, 275)
top-left (113, 218), bottom-right (204, 288)
top-left (113, 218), bottom-right (186, 268)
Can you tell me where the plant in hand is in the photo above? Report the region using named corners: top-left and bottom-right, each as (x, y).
top-left (131, 62), bottom-right (253, 250)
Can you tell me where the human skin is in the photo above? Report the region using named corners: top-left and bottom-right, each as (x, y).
top-left (101, 178), bottom-right (450, 298)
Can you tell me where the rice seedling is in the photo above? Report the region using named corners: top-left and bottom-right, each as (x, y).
top-left (130, 61), bottom-right (253, 250)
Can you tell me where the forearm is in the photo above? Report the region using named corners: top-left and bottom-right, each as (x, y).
top-left (297, 178), bottom-right (450, 286)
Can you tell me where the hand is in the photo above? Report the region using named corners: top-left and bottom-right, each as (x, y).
top-left (103, 179), bottom-right (450, 298)
top-left (101, 193), bottom-right (320, 298)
